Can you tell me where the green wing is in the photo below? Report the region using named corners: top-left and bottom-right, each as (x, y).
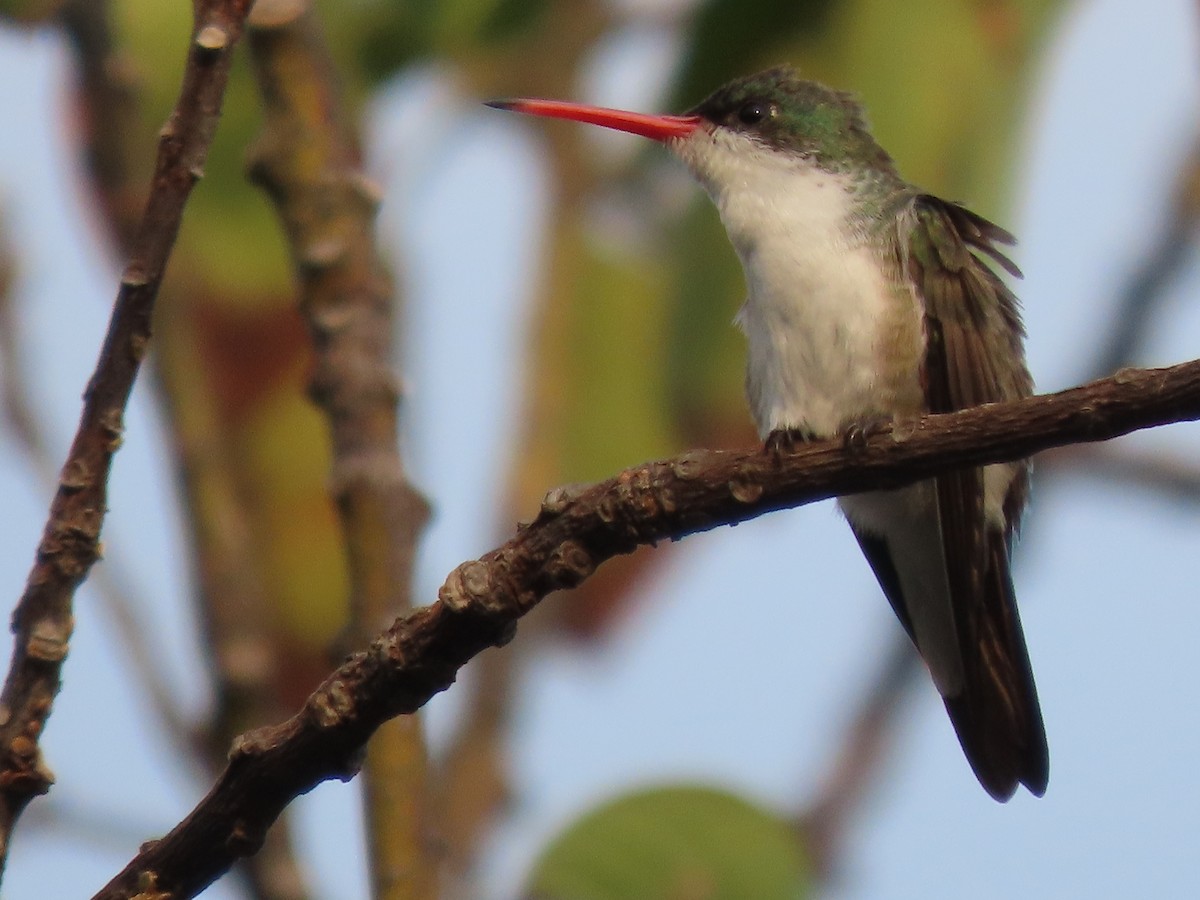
top-left (900, 196), bottom-right (1047, 800)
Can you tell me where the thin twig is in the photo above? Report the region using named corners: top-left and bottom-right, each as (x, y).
top-left (245, 1), bottom-right (436, 896)
top-left (94, 358), bottom-right (1200, 900)
top-left (0, 146), bottom-right (196, 771)
top-left (797, 641), bottom-right (914, 880)
top-left (13, 7), bottom-right (315, 896)
top-left (1040, 443), bottom-right (1200, 506)
top-left (1089, 135), bottom-right (1200, 380)
top-left (54, 4), bottom-right (316, 897)
top-left (7, 0), bottom-right (186, 750)
top-left (0, 0), bottom-right (253, 878)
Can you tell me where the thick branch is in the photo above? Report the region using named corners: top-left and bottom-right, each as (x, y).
top-left (94, 358), bottom-right (1200, 899)
top-left (0, 0), bottom-right (253, 877)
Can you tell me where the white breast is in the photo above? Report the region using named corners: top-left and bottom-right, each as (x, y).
top-left (674, 129), bottom-right (923, 438)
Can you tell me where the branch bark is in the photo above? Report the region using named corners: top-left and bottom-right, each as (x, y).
top-left (94, 358), bottom-right (1200, 899)
top-left (0, 0), bottom-right (253, 878)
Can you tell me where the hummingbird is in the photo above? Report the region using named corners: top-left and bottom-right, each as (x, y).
top-left (487, 65), bottom-right (1048, 801)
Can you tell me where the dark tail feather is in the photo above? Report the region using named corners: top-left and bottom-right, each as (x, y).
top-left (943, 534), bottom-right (1048, 801)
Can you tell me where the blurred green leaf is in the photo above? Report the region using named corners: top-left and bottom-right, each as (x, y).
top-left (526, 786), bottom-right (812, 900)
top-left (477, 0), bottom-right (548, 43)
top-left (672, 0), bottom-right (838, 108)
top-left (665, 198), bottom-right (751, 444)
top-left (0, 0), bottom-right (64, 22)
top-left (563, 241), bottom-right (677, 480)
top-left (346, 0), bottom-right (550, 80)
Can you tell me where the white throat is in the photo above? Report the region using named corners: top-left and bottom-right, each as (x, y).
top-left (672, 127), bottom-right (923, 438)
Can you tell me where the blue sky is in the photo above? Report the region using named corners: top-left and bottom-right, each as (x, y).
top-left (0, 1), bottom-right (1198, 897)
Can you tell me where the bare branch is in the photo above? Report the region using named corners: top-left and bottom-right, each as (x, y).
top-left (0, 0), bottom-right (253, 876)
top-left (0, 183), bottom-right (198, 774)
top-left (94, 358), bottom-right (1200, 900)
top-left (797, 641), bottom-right (914, 879)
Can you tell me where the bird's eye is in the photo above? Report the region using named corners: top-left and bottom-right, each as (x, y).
top-left (737, 101), bottom-right (773, 125)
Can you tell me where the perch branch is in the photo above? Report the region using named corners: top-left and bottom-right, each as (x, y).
top-left (94, 358), bottom-right (1200, 900)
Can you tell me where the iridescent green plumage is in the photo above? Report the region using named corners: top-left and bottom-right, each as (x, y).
top-left (687, 66), bottom-right (897, 176)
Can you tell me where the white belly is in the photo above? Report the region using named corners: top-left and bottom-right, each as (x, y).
top-left (735, 234), bottom-right (920, 438)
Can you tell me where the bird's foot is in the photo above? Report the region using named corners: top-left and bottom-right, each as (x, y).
top-left (839, 415), bottom-right (894, 455)
top-left (763, 427), bottom-right (818, 460)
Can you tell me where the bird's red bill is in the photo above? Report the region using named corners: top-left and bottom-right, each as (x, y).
top-left (486, 98), bottom-right (700, 142)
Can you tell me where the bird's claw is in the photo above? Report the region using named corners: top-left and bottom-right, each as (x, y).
top-left (840, 416), bottom-right (893, 454)
top-left (764, 427), bottom-right (817, 460)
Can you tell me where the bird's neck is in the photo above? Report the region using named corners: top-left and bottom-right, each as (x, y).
top-left (701, 155), bottom-right (903, 276)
